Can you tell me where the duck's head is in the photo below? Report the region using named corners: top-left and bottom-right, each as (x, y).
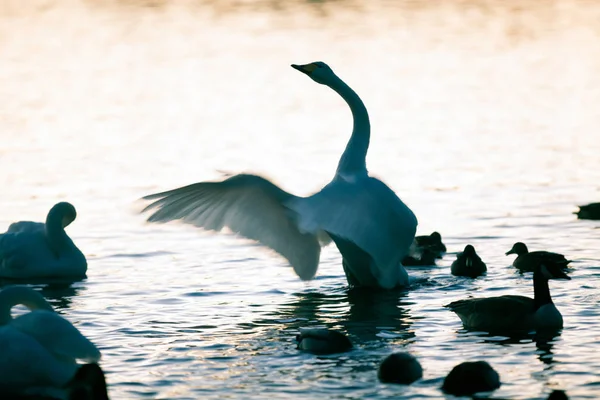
top-left (537, 262), bottom-right (571, 281)
top-left (506, 242), bottom-right (528, 256)
top-left (463, 244), bottom-right (476, 256)
top-left (431, 231), bottom-right (442, 242)
top-left (292, 62), bottom-right (336, 85)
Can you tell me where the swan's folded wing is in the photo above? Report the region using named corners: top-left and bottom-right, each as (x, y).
top-left (0, 326), bottom-right (79, 389)
top-left (141, 174), bottom-right (321, 280)
top-left (11, 311), bottom-right (101, 363)
top-left (7, 221), bottom-right (45, 234)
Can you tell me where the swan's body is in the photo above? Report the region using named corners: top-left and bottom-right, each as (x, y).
top-left (446, 261), bottom-right (570, 332)
top-left (451, 244), bottom-right (486, 278)
top-left (0, 286), bottom-right (101, 397)
top-left (141, 62), bottom-right (417, 289)
top-left (506, 242), bottom-right (570, 272)
top-left (0, 202), bottom-right (87, 280)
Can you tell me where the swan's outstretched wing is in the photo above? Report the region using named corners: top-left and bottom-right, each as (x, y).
top-left (11, 310), bottom-right (101, 363)
top-left (141, 174), bottom-right (321, 280)
top-left (289, 177), bottom-right (417, 289)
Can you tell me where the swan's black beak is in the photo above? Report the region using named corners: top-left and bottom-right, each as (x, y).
top-left (291, 63), bottom-right (315, 75)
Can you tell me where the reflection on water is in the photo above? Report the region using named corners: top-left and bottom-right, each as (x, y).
top-left (0, 281), bottom-right (84, 311)
top-left (272, 288), bottom-right (414, 345)
top-left (1, 0), bottom-right (600, 398)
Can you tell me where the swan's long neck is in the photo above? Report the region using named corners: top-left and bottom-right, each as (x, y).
top-left (329, 75), bottom-right (370, 179)
top-left (0, 287), bottom-right (54, 325)
top-left (533, 273), bottom-right (553, 311)
top-left (45, 210), bottom-right (70, 255)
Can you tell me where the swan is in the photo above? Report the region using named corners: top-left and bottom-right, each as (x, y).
top-left (450, 244), bottom-right (487, 278)
top-left (441, 361), bottom-right (500, 396)
top-left (445, 260), bottom-right (571, 333)
top-left (378, 352), bottom-right (423, 384)
top-left (0, 202), bottom-right (87, 280)
top-left (506, 242), bottom-right (571, 272)
top-left (140, 62), bottom-right (418, 289)
top-left (295, 328), bottom-right (352, 355)
top-left (0, 286), bottom-right (101, 397)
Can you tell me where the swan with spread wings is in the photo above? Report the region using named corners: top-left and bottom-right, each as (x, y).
top-left (141, 62), bottom-right (418, 290)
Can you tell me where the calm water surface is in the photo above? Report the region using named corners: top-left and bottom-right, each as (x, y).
top-left (1, 0), bottom-right (600, 398)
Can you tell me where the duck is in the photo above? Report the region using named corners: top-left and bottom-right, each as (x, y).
top-left (547, 390), bottom-right (569, 400)
top-left (451, 244), bottom-right (487, 278)
top-left (574, 202), bottom-right (600, 220)
top-left (414, 231), bottom-right (446, 258)
top-left (66, 363), bottom-right (110, 400)
top-left (402, 247), bottom-right (437, 266)
top-left (378, 352), bottom-right (423, 384)
top-left (295, 328), bottom-right (352, 355)
top-left (441, 361), bottom-right (500, 396)
top-left (0, 286), bottom-right (101, 397)
top-left (140, 62), bottom-right (418, 290)
top-left (445, 260), bottom-right (571, 332)
top-left (0, 202), bottom-right (87, 280)
top-left (506, 242), bottom-right (571, 272)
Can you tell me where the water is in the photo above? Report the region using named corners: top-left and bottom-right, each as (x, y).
top-left (1, 0), bottom-right (600, 398)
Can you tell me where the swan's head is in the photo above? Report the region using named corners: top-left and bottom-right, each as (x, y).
top-left (506, 242), bottom-right (528, 256)
top-left (0, 286), bottom-right (54, 325)
top-left (48, 202), bottom-right (78, 228)
top-left (291, 62), bottom-right (336, 85)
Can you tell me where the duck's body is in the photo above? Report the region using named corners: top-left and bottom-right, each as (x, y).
top-left (575, 202), bottom-right (600, 220)
top-left (0, 203), bottom-right (87, 280)
top-left (451, 245), bottom-right (486, 278)
top-left (295, 328), bottom-right (352, 355)
top-left (506, 242), bottom-right (570, 272)
top-left (402, 247), bottom-right (437, 267)
top-left (378, 353), bottom-right (423, 384)
top-left (414, 231), bottom-right (446, 258)
top-left (141, 62), bottom-right (417, 290)
top-left (0, 286), bottom-right (101, 396)
top-left (442, 361), bottom-right (500, 396)
top-left (446, 261), bottom-right (570, 333)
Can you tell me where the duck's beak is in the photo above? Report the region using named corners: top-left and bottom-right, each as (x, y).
top-left (505, 249), bottom-right (515, 256)
top-left (553, 269), bottom-right (571, 280)
top-left (291, 63), bottom-right (316, 75)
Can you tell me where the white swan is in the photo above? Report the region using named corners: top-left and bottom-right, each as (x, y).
top-left (0, 202), bottom-right (87, 280)
top-left (0, 286), bottom-right (101, 397)
top-left (141, 62), bottom-right (418, 289)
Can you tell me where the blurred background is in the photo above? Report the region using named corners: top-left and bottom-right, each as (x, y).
top-left (1, 0), bottom-right (599, 399)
